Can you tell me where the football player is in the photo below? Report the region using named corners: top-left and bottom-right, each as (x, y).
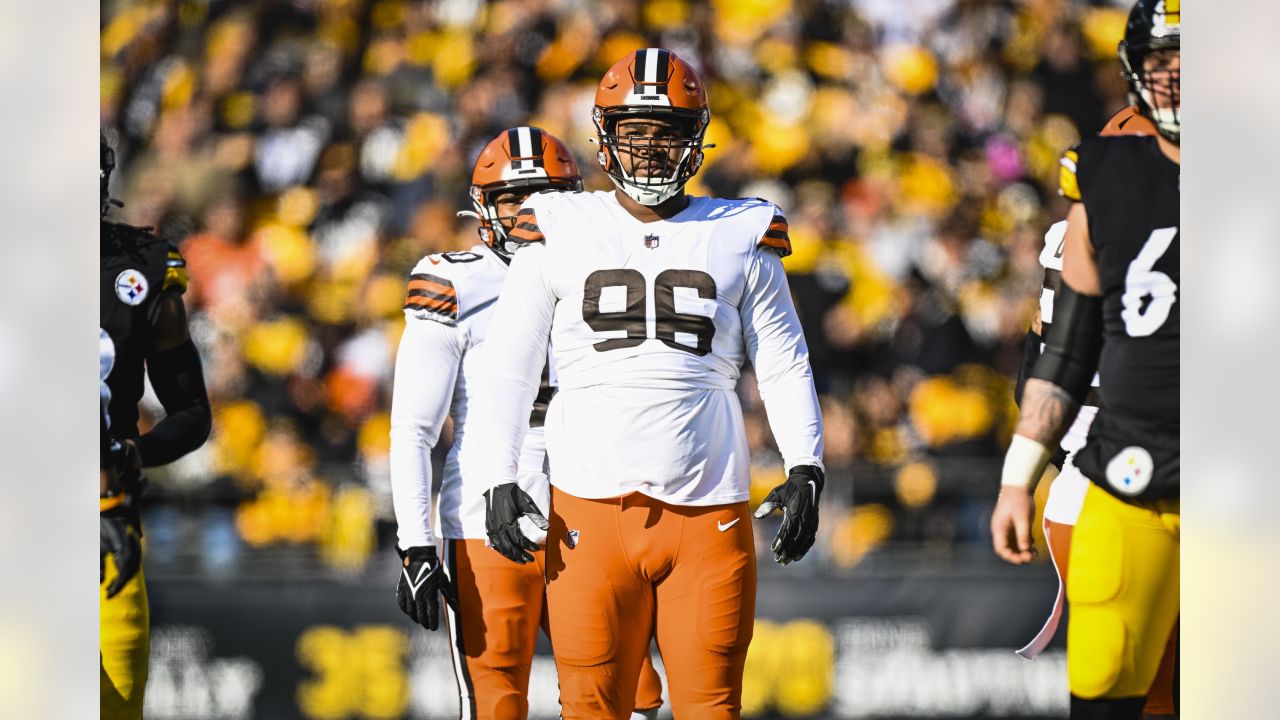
top-left (1012, 106), bottom-right (1178, 720)
top-left (992, 2), bottom-right (1179, 718)
top-left (100, 130), bottom-right (213, 719)
top-left (389, 127), bottom-right (664, 720)
top-left (462, 50), bottom-right (825, 718)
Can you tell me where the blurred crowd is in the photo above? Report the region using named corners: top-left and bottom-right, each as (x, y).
top-left (102, 0), bottom-right (1136, 576)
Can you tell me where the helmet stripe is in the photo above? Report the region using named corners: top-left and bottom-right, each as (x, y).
top-left (642, 48), bottom-right (658, 84)
top-left (506, 128), bottom-right (522, 168)
top-left (517, 126), bottom-right (534, 170)
top-left (655, 49), bottom-right (671, 83)
top-left (528, 127), bottom-right (544, 167)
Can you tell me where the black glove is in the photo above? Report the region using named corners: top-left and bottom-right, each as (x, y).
top-left (752, 465), bottom-right (824, 565)
top-left (100, 498), bottom-right (142, 598)
top-left (396, 546), bottom-right (453, 631)
top-left (103, 439), bottom-right (148, 498)
top-left (103, 438), bottom-right (139, 478)
top-left (483, 482), bottom-right (549, 565)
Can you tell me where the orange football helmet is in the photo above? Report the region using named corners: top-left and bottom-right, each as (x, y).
top-left (464, 127), bottom-right (581, 256)
top-left (1100, 105), bottom-right (1157, 136)
top-left (592, 48), bottom-right (710, 206)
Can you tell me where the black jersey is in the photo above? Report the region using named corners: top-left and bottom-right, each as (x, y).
top-left (100, 221), bottom-right (189, 440)
top-left (1062, 135), bottom-right (1179, 501)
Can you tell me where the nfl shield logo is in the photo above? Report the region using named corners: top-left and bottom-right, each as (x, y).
top-left (644, 234), bottom-right (660, 249)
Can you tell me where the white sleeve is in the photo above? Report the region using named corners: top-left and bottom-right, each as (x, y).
top-left (740, 248), bottom-right (825, 472)
top-left (1040, 220), bottom-right (1068, 272)
top-left (465, 244), bottom-right (556, 488)
top-left (389, 317), bottom-right (464, 548)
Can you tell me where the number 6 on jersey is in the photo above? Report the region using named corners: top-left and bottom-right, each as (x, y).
top-left (1121, 226), bottom-right (1178, 337)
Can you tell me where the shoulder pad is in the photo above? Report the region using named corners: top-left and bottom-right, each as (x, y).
top-left (1054, 134), bottom-right (1095, 199)
top-left (163, 242), bottom-right (189, 294)
top-left (757, 206), bottom-right (792, 258)
top-left (1058, 144), bottom-right (1082, 202)
top-left (403, 270), bottom-right (460, 326)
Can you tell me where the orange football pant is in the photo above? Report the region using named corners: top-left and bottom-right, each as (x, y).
top-left (444, 538), bottom-right (664, 720)
top-left (545, 489), bottom-right (757, 720)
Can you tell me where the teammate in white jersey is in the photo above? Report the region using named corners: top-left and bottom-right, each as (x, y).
top-left (389, 127), bottom-right (663, 720)
top-left (463, 49), bottom-right (825, 719)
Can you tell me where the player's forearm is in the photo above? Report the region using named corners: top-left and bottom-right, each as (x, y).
top-left (466, 372), bottom-right (540, 487)
top-left (137, 339), bottom-right (211, 466)
top-left (757, 369), bottom-right (825, 471)
top-left (468, 343), bottom-right (546, 486)
top-left (742, 250), bottom-right (825, 469)
top-left (390, 424), bottom-right (436, 547)
top-left (136, 402), bottom-right (211, 467)
top-left (1013, 379), bottom-right (1078, 448)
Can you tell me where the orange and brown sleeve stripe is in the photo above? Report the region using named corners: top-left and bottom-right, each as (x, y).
top-left (506, 207), bottom-right (545, 245)
top-left (757, 213), bottom-right (792, 257)
top-left (404, 272), bottom-right (459, 322)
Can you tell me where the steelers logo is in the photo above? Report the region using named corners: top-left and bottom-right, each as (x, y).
top-left (1105, 446), bottom-right (1155, 496)
top-left (115, 269), bottom-right (149, 306)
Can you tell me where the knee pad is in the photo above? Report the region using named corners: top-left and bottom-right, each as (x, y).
top-left (1068, 605), bottom-right (1127, 698)
top-left (550, 582), bottom-right (619, 667)
top-left (483, 611), bottom-right (528, 671)
top-left (695, 557), bottom-right (754, 655)
top-left (1067, 508), bottom-right (1128, 698)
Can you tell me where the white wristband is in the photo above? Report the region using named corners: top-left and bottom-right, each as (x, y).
top-left (1001, 435), bottom-right (1052, 488)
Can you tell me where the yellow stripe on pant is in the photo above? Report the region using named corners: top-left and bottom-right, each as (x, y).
top-left (1067, 482), bottom-right (1179, 700)
top-left (101, 554), bottom-right (149, 720)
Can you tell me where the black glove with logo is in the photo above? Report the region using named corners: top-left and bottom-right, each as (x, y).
top-left (100, 496), bottom-right (142, 598)
top-left (483, 482), bottom-right (549, 565)
top-left (753, 465), bottom-right (824, 565)
top-left (396, 546), bottom-right (453, 631)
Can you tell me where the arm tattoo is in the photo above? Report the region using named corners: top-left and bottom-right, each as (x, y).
top-left (1014, 379), bottom-right (1079, 447)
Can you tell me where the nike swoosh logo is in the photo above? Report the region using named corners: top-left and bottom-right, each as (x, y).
top-left (718, 518), bottom-right (740, 532)
top-left (807, 480), bottom-right (817, 504)
top-left (406, 564), bottom-right (431, 594)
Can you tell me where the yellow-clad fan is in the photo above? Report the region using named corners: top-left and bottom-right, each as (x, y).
top-left (992, 1), bottom-right (1179, 718)
top-left (100, 130), bottom-right (212, 720)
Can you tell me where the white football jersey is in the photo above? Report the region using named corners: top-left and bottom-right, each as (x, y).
top-left (1038, 220), bottom-right (1097, 526)
top-left (389, 244), bottom-right (552, 547)
top-left (463, 191), bottom-right (824, 506)
top-left (1038, 220), bottom-right (1100, 456)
